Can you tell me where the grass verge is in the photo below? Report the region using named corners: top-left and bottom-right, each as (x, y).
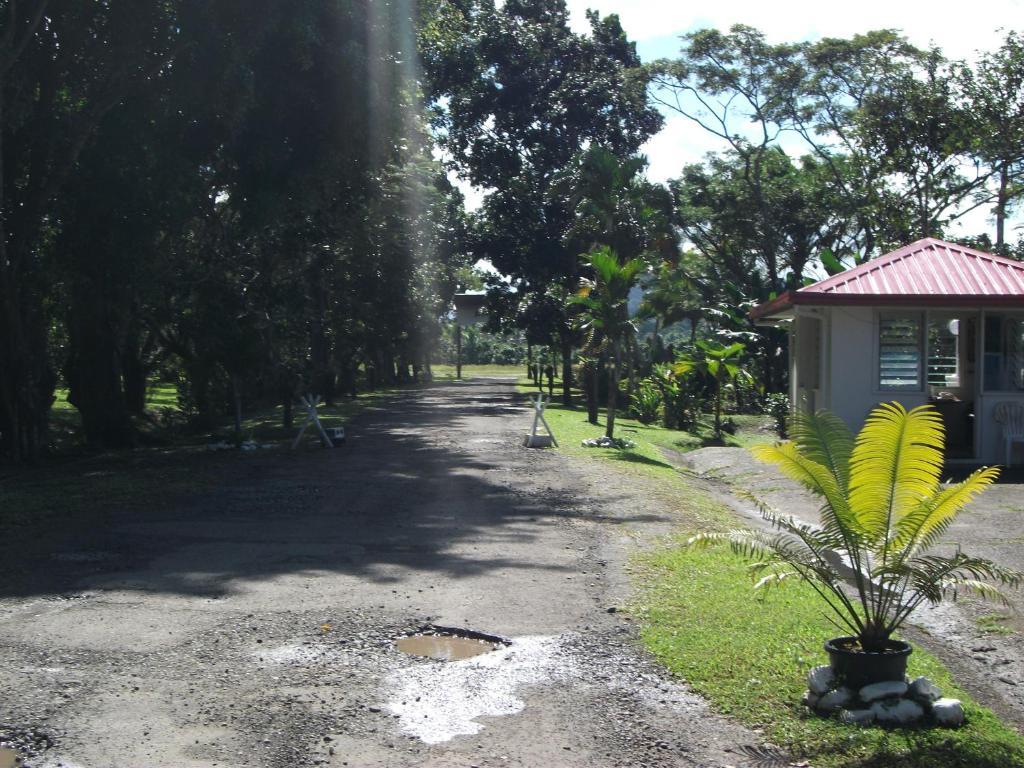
top-left (511, 378), bottom-right (771, 524)
top-left (637, 543), bottom-right (1024, 767)
top-left (433, 363), bottom-right (526, 379)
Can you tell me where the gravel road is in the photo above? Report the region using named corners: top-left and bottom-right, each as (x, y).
top-left (0, 379), bottom-right (769, 768)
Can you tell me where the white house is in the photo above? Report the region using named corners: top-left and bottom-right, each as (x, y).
top-left (751, 238), bottom-right (1024, 464)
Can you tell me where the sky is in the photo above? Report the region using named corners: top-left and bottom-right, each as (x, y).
top-left (565, 0), bottom-right (1023, 192)
top-left (456, 0), bottom-right (1024, 241)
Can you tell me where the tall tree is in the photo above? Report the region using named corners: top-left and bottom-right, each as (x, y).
top-left (0, 1), bottom-right (195, 459)
top-left (853, 48), bottom-right (982, 241)
top-left (648, 25), bottom-right (802, 292)
top-left (572, 248), bottom-right (643, 439)
top-left (424, 0), bottom-right (661, 404)
top-left (957, 31), bottom-right (1024, 250)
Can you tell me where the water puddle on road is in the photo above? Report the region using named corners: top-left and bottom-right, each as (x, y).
top-left (396, 628), bottom-right (506, 661)
top-left (386, 634), bottom-right (575, 744)
top-left (0, 748), bottom-right (19, 768)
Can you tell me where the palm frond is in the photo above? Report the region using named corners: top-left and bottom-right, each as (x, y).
top-left (893, 466), bottom-right (1000, 555)
top-left (849, 402), bottom-right (944, 539)
top-left (752, 570), bottom-right (800, 591)
top-left (938, 578), bottom-right (1014, 605)
top-left (903, 553), bottom-right (1022, 607)
top-left (749, 443), bottom-right (855, 534)
top-left (788, 410), bottom-right (854, 493)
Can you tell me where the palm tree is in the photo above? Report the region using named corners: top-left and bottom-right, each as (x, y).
top-left (690, 403), bottom-right (1020, 651)
top-left (674, 340), bottom-right (752, 439)
top-left (637, 253), bottom-right (711, 349)
top-left (572, 247), bottom-right (643, 439)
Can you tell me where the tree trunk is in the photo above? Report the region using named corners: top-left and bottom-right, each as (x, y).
top-left (283, 396), bottom-right (293, 430)
top-left (455, 323), bottom-right (462, 380)
top-left (606, 345), bottom-right (619, 439)
top-left (585, 360), bottom-right (599, 424)
top-left (122, 327), bottom-right (155, 416)
top-left (309, 259), bottom-right (332, 401)
top-left (996, 165), bottom-right (1009, 249)
top-left (560, 336), bottom-right (572, 406)
top-left (65, 296), bottom-right (134, 449)
top-left (626, 336), bottom-right (638, 397)
top-left (184, 359), bottom-right (216, 431)
top-left (713, 369), bottom-right (723, 439)
top-left (231, 374), bottom-right (243, 446)
top-left (122, 351), bottom-right (148, 416)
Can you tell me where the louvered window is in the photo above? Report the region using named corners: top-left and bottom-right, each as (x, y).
top-left (878, 314), bottom-right (922, 391)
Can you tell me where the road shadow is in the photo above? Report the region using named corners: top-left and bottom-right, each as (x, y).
top-left (0, 379), bottom-right (664, 600)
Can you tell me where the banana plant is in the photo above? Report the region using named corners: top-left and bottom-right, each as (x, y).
top-left (689, 403), bottom-right (1021, 651)
top-left (673, 340), bottom-right (752, 439)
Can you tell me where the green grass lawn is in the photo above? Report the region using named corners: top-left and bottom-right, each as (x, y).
top-left (432, 363), bottom-right (525, 379)
top-left (515, 378), bottom-right (772, 500)
top-left (50, 381), bottom-right (405, 447)
top-left (638, 544), bottom-right (1024, 767)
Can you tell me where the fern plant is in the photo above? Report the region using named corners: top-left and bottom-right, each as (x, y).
top-left (689, 402), bottom-right (1021, 652)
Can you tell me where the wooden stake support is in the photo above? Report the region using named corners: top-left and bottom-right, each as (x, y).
top-left (524, 394), bottom-right (557, 448)
top-left (291, 394), bottom-right (335, 449)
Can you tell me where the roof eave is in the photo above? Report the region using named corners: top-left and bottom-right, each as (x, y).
top-left (749, 291), bottom-right (795, 321)
top-left (750, 290), bottom-right (1023, 322)
top-left (791, 293), bottom-right (1024, 308)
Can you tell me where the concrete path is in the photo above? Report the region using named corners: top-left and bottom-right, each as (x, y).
top-left (0, 379), bottom-right (764, 768)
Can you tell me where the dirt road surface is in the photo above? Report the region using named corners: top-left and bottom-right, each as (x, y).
top-left (0, 379), bottom-right (767, 768)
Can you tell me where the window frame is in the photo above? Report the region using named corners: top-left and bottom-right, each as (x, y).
top-left (875, 310), bottom-right (925, 394)
top-left (982, 311), bottom-right (1024, 394)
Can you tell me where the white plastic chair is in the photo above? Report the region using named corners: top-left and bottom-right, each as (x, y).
top-left (993, 402), bottom-right (1024, 467)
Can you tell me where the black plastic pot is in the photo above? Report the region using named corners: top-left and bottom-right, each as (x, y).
top-left (825, 636), bottom-right (912, 689)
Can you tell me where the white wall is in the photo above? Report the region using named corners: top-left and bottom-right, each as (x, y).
top-left (790, 305), bottom-right (1024, 464)
top-left (823, 306), bottom-right (928, 432)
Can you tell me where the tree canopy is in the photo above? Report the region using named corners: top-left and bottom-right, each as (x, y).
top-left (0, 4), bottom-right (1021, 462)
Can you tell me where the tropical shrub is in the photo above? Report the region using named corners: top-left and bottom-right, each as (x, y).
top-left (764, 392), bottom-right (791, 438)
top-left (674, 341), bottom-right (752, 439)
top-left (689, 403), bottom-right (1021, 652)
top-left (630, 379), bottom-right (663, 424)
top-left (650, 363), bottom-right (699, 430)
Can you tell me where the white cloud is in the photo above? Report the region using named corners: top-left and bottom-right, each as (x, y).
top-left (566, 0), bottom-right (1021, 61)
top-left (457, 2), bottom-right (1023, 237)
top-left (639, 115), bottom-right (712, 183)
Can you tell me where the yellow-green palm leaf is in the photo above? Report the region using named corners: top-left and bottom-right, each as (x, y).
top-left (893, 465), bottom-right (1000, 555)
top-left (751, 442), bottom-right (852, 528)
top-left (849, 402), bottom-right (944, 540)
top-left (788, 410), bottom-right (854, 494)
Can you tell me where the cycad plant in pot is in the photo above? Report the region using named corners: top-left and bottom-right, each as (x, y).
top-left (689, 402), bottom-right (1020, 688)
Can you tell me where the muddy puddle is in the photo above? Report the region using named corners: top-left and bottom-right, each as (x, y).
top-left (397, 629), bottom-right (506, 661)
top-left (0, 748), bottom-right (19, 768)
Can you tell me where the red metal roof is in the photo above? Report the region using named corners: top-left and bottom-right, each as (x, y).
top-left (751, 238), bottom-right (1024, 320)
